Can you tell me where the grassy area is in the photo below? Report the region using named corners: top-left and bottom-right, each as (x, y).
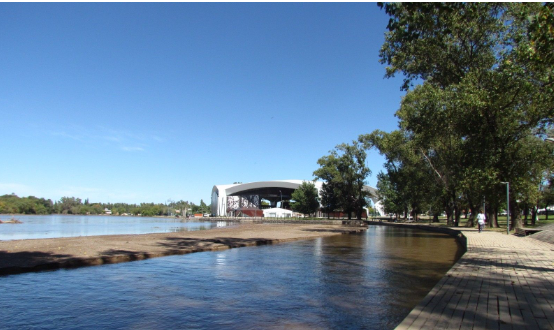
top-left (373, 215), bottom-right (554, 234)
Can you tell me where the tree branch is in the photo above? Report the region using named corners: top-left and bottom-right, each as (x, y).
top-left (420, 148), bottom-right (448, 187)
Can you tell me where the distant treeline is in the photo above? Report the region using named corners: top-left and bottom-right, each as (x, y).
top-left (0, 194), bottom-right (210, 216)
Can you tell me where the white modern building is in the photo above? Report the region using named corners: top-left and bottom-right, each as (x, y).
top-left (211, 180), bottom-right (384, 217)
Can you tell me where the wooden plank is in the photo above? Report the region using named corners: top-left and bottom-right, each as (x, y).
top-left (395, 228), bottom-right (554, 330)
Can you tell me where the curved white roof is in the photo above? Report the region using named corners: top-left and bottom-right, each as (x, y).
top-left (213, 180), bottom-right (305, 195)
top-left (211, 180), bottom-right (381, 216)
top-left (213, 180), bottom-right (377, 196)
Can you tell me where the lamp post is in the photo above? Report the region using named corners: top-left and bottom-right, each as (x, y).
top-left (483, 196), bottom-right (486, 225)
top-left (500, 182), bottom-right (510, 235)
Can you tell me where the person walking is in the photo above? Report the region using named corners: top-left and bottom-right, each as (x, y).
top-left (477, 210), bottom-right (486, 233)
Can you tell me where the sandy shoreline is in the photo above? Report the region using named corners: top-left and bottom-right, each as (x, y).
top-left (0, 223), bottom-right (365, 276)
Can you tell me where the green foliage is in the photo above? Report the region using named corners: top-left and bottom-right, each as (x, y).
top-left (370, 2), bottom-right (554, 227)
top-left (0, 194), bottom-right (54, 214)
top-left (57, 196), bottom-right (82, 214)
top-left (527, 3), bottom-right (554, 67)
top-left (379, 2), bottom-right (504, 90)
top-left (319, 181), bottom-right (340, 217)
top-left (0, 194), bottom-right (210, 218)
top-left (138, 203), bottom-right (164, 217)
top-left (360, 130), bottom-right (439, 220)
top-left (375, 172), bottom-right (404, 216)
top-left (314, 140), bottom-right (371, 220)
top-left (191, 199), bottom-right (210, 214)
top-left (290, 181), bottom-right (320, 217)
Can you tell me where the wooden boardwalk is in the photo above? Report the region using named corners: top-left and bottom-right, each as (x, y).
top-left (396, 228), bottom-right (554, 330)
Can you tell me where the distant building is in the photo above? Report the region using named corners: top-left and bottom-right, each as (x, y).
top-left (262, 207), bottom-right (296, 218)
top-left (104, 208), bottom-right (112, 215)
top-left (211, 180), bottom-right (384, 217)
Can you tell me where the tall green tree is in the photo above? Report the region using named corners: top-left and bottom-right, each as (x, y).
top-left (374, 2), bottom-right (554, 228)
top-left (313, 154), bottom-right (340, 218)
top-left (314, 140), bottom-right (371, 220)
top-left (57, 197), bottom-right (82, 214)
top-left (290, 181), bottom-right (320, 217)
top-left (375, 171), bottom-right (404, 217)
top-left (319, 180), bottom-right (340, 219)
top-left (361, 130), bottom-right (439, 222)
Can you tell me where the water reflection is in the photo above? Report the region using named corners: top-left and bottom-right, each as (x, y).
top-left (0, 215), bottom-right (232, 240)
top-left (0, 226), bottom-right (461, 330)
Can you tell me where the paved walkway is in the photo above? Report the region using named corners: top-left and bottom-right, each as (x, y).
top-left (396, 228), bottom-right (554, 330)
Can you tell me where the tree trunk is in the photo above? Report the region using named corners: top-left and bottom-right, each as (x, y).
top-left (531, 207), bottom-right (538, 226)
top-left (446, 207), bottom-right (454, 226)
top-left (511, 196), bottom-right (523, 229)
top-left (523, 206), bottom-right (529, 226)
top-left (454, 206), bottom-right (461, 227)
top-left (433, 213), bottom-right (439, 223)
top-left (445, 196), bottom-right (454, 226)
top-left (466, 201), bottom-right (476, 228)
top-left (487, 206), bottom-right (499, 228)
top-left (412, 208), bottom-right (418, 222)
top-left (467, 212), bottom-right (476, 228)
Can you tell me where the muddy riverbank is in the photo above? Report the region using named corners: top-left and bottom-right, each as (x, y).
top-left (0, 223), bottom-right (365, 275)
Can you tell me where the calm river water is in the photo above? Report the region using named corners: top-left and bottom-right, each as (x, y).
top-left (0, 226), bottom-right (462, 330)
top-left (0, 215), bottom-right (229, 241)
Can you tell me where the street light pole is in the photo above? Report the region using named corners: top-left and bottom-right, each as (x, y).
top-left (483, 196), bottom-right (486, 224)
top-left (501, 182), bottom-right (510, 235)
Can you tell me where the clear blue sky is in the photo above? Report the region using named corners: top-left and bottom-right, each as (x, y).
top-left (1, 3), bottom-right (405, 205)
